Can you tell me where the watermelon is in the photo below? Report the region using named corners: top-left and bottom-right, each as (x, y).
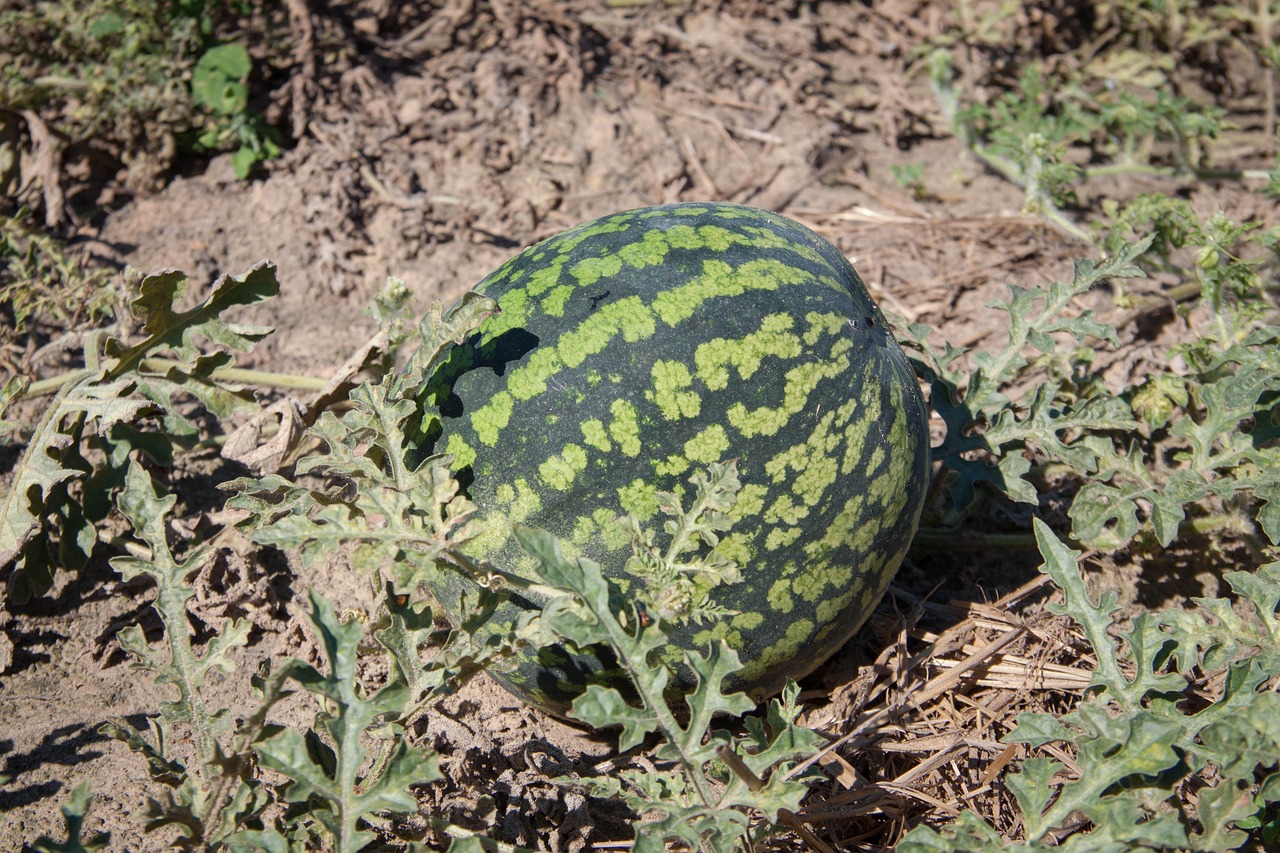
top-left (418, 202), bottom-right (929, 713)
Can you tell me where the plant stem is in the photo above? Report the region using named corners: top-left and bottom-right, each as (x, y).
top-left (913, 512), bottom-right (1253, 553)
top-left (1260, 0), bottom-right (1276, 150)
top-left (33, 74), bottom-right (92, 91)
top-left (1083, 162), bottom-right (1271, 182)
top-left (24, 359), bottom-right (330, 398)
top-left (595, 615), bottom-right (719, 809)
top-left (1037, 201), bottom-right (1094, 245)
top-left (911, 529), bottom-right (1039, 550)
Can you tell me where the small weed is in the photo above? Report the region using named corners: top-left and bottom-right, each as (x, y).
top-left (0, 0), bottom-right (282, 187)
top-left (0, 263), bottom-right (277, 619)
top-left (891, 162), bottom-right (930, 199)
top-left (922, 1), bottom-right (1279, 241)
top-left (188, 43), bottom-right (280, 179)
top-left (0, 210), bottom-right (121, 356)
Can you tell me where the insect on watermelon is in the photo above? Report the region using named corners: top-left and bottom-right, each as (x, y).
top-left (417, 202), bottom-right (930, 714)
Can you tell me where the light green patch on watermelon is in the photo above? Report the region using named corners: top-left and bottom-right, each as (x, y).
top-left (806, 491), bottom-right (866, 560)
top-left (496, 476), bottom-right (542, 521)
top-left (649, 359), bottom-right (701, 420)
top-left (728, 352), bottom-right (850, 438)
top-left (570, 254), bottom-right (623, 287)
top-left (764, 526), bottom-right (802, 551)
top-left (767, 577), bottom-right (794, 614)
top-left (810, 560), bottom-right (856, 603)
top-left (718, 531), bottom-right (753, 565)
top-left (597, 508), bottom-right (630, 551)
top-left (728, 483), bottom-right (768, 522)
top-left (571, 514), bottom-right (596, 545)
top-left (684, 423), bottom-right (729, 464)
top-left (764, 492), bottom-right (808, 527)
top-left (541, 284), bottom-right (574, 317)
top-left (753, 619), bottom-right (816, 676)
top-left (665, 224), bottom-right (704, 250)
top-left (650, 259), bottom-right (731, 326)
top-left (790, 564), bottom-right (827, 603)
top-left (731, 611), bottom-right (764, 631)
top-left (471, 390), bottom-right (513, 446)
top-left (866, 464), bottom-right (897, 511)
top-left (617, 229), bottom-right (671, 269)
top-left (523, 256), bottom-right (567, 297)
top-left (780, 408), bottom-right (845, 506)
top-left (793, 460), bottom-right (839, 511)
top-left (617, 477), bottom-right (660, 522)
top-left (740, 225), bottom-right (829, 264)
top-left (553, 218), bottom-right (632, 256)
top-left (737, 257), bottom-right (818, 291)
top-left (886, 382), bottom-right (912, 459)
top-left (803, 311), bottom-right (847, 345)
top-left (538, 443), bottom-right (588, 491)
top-left (557, 295), bottom-right (656, 369)
top-left (607, 398), bottom-right (641, 457)
top-left (851, 508), bottom-right (883, 556)
top-left (840, 374), bottom-right (884, 469)
top-left (654, 455), bottom-right (690, 477)
top-left (867, 547), bottom-right (892, 582)
top-left (580, 418), bottom-right (612, 452)
top-left (507, 347), bottom-right (562, 401)
top-left (653, 257), bottom-right (819, 327)
top-left (445, 432), bottom-right (476, 470)
top-left (478, 287), bottom-right (531, 338)
top-left (693, 225), bottom-right (738, 252)
top-left (694, 313), bottom-right (800, 391)
top-left (861, 445), bottom-right (886, 478)
top-left (815, 588), bottom-right (856, 624)
top-left (693, 621), bottom-right (743, 652)
top-left (764, 442), bottom-right (810, 483)
top-left (661, 205), bottom-right (711, 218)
top-left (657, 643), bottom-right (686, 668)
top-left (469, 510), bottom-right (509, 560)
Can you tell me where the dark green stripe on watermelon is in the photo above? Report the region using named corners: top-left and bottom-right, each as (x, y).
top-left (419, 202), bottom-right (929, 713)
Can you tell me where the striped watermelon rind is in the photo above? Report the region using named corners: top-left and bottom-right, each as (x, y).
top-left (416, 202), bottom-right (929, 713)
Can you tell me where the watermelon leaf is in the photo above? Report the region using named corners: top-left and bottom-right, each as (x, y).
top-left (898, 238), bottom-right (1149, 520)
top-left (254, 590), bottom-right (443, 853)
top-left (30, 782), bottom-right (110, 853)
top-left (622, 459), bottom-right (743, 624)
top-left (402, 291), bottom-right (500, 391)
top-left (517, 518), bottom-right (819, 851)
top-left (1, 264), bottom-right (278, 607)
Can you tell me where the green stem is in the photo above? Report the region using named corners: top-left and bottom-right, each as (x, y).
top-left (1083, 162), bottom-right (1271, 182)
top-left (24, 359), bottom-right (330, 398)
top-left (913, 512), bottom-right (1254, 553)
top-left (911, 529), bottom-right (1039, 550)
top-left (33, 74), bottom-right (92, 91)
top-left (1037, 200), bottom-right (1094, 245)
